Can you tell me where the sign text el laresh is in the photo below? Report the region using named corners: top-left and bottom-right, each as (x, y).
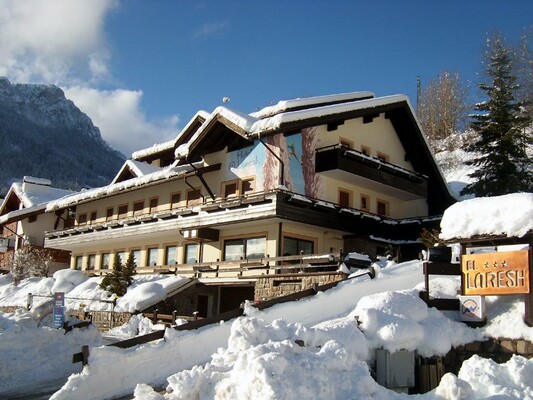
top-left (462, 250), bottom-right (530, 296)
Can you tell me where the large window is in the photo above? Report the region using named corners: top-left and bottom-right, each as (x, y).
top-left (224, 237), bottom-right (266, 261)
top-left (133, 201), bottom-right (144, 215)
top-left (377, 199), bottom-right (389, 216)
top-left (118, 204), bottom-right (128, 219)
top-left (87, 254), bottom-right (96, 270)
top-left (74, 255), bottom-right (83, 270)
top-left (101, 253), bottom-right (110, 269)
top-left (115, 251), bottom-right (125, 265)
top-left (149, 197), bottom-right (159, 213)
top-left (184, 243), bottom-right (198, 264)
top-left (283, 236), bottom-right (314, 256)
top-left (146, 247), bottom-right (158, 266)
top-left (165, 245), bottom-right (177, 265)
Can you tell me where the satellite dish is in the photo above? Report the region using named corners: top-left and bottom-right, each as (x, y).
top-left (222, 96), bottom-right (231, 103)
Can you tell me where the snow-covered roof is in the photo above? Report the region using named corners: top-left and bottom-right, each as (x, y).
top-left (440, 193), bottom-right (533, 240)
top-left (0, 178), bottom-right (76, 224)
top-left (251, 91), bottom-right (375, 119)
top-left (131, 111), bottom-right (210, 160)
top-left (111, 160), bottom-right (162, 184)
top-left (46, 160), bottom-right (204, 211)
top-left (248, 95), bottom-right (409, 136)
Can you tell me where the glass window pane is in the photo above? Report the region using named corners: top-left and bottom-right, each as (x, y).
top-left (224, 239), bottom-right (244, 261)
top-left (75, 256), bottom-right (83, 270)
top-left (88, 255), bottom-right (96, 270)
top-left (245, 237), bottom-right (265, 259)
top-left (185, 243), bottom-right (198, 264)
top-left (147, 248), bottom-right (158, 266)
top-left (116, 252), bottom-right (125, 265)
top-left (165, 246), bottom-right (177, 265)
top-left (101, 253), bottom-right (110, 269)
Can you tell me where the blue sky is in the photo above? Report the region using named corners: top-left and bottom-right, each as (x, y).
top-left (0, 0), bottom-right (531, 155)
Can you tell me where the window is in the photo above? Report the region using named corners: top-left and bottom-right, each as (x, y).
top-left (106, 207), bottom-right (114, 221)
top-left (74, 256), bottom-right (83, 270)
top-left (361, 145), bottom-right (371, 156)
top-left (377, 152), bottom-right (389, 163)
top-left (170, 193), bottom-right (181, 209)
top-left (223, 181), bottom-right (238, 198)
top-left (165, 245), bottom-right (177, 265)
top-left (360, 194), bottom-right (370, 212)
top-left (77, 213), bottom-right (87, 225)
top-left (186, 189), bottom-right (202, 206)
top-left (283, 236), bottom-right (314, 256)
top-left (87, 254), bottom-right (96, 270)
top-left (224, 237), bottom-right (266, 261)
top-left (184, 243), bottom-right (198, 264)
top-left (149, 197), bottom-right (159, 213)
top-left (377, 199), bottom-right (389, 216)
top-left (242, 178), bottom-right (254, 195)
top-left (89, 211), bottom-right (97, 223)
top-left (133, 201), bottom-right (144, 215)
top-left (339, 138), bottom-right (353, 149)
top-left (118, 204), bottom-right (128, 219)
top-left (146, 247), bottom-right (158, 266)
top-left (338, 189), bottom-right (352, 208)
top-left (131, 249), bottom-right (141, 266)
top-left (101, 253), bottom-right (110, 269)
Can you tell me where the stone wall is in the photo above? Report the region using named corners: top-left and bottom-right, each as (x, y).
top-left (443, 338), bottom-right (533, 374)
top-left (255, 272), bottom-right (346, 301)
top-left (0, 306), bottom-right (22, 313)
top-left (70, 310), bottom-right (133, 332)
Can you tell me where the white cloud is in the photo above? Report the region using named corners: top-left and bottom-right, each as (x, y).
top-left (64, 86), bottom-right (180, 157)
top-left (0, 0), bottom-right (182, 159)
top-left (0, 0), bottom-right (116, 84)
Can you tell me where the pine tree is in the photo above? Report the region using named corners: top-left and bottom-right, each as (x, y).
top-left (122, 252), bottom-right (136, 287)
top-left (461, 34), bottom-right (533, 197)
top-left (100, 254), bottom-right (127, 296)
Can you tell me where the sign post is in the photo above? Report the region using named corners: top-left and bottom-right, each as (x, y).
top-left (53, 292), bottom-right (65, 329)
top-left (461, 249), bottom-right (531, 326)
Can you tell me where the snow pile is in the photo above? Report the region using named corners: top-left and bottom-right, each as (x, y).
top-left (0, 309), bottom-right (102, 396)
top-left (350, 290), bottom-right (481, 357)
top-left (0, 271), bottom-right (190, 314)
top-left (158, 317), bottom-right (377, 400)
top-left (440, 193), bottom-right (533, 240)
top-left (52, 269), bottom-right (88, 293)
top-left (106, 314), bottom-right (163, 339)
top-left (458, 355), bottom-right (533, 398)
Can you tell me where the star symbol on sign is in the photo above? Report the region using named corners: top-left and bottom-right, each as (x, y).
top-left (484, 262), bottom-right (490, 268)
top-left (501, 261), bottom-right (507, 268)
top-left (493, 262), bottom-right (499, 268)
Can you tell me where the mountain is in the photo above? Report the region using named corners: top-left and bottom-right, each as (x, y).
top-left (0, 77), bottom-right (125, 196)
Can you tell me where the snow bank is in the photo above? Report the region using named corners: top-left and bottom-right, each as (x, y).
top-left (440, 193), bottom-right (533, 240)
top-left (350, 290), bottom-right (481, 357)
top-left (0, 309), bottom-right (102, 396)
top-left (458, 354), bottom-right (533, 398)
top-left (0, 272), bottom-right (191, 314)
top-left (158, 317), bottom-right (378, 400)
top-left (50, 322), bottom-right (233, 400)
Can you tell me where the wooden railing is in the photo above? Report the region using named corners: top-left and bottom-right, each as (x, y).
top-left (86, 253), bottom-right (340, 279)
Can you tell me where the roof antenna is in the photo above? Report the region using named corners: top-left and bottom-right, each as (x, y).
top-left (222, 96), bottom-right (231, 103)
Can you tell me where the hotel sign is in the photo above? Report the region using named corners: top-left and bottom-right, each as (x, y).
top-left (462, 250), bottom-right (530, 296)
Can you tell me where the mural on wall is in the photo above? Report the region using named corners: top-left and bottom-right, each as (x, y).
top-left (226, 131), bottom-right (322, 197)
top-left (262, 129), bottom-right (321, 197)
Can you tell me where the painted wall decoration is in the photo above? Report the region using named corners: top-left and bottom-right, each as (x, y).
top-left (226, 131), bottom-right (322, 196)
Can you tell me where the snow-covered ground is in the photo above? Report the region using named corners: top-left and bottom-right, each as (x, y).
top-left (1, 191), bottom-right (533, 399)
top-left (1, 256), bottom-right (532, 399)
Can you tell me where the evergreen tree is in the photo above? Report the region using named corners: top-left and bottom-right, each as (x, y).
top-left (100, 254), bottom-right (127, 296)
top-left (122, 252), bottom-right (136, 287)
top-left (461, 34), bottom-right (533, 197)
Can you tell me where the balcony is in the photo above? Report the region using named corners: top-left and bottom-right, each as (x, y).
top-left (315, 145), bottom-right (428, 199)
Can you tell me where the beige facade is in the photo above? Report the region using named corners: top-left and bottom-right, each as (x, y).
top-left (43, 92), bottom-right (453, 314)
